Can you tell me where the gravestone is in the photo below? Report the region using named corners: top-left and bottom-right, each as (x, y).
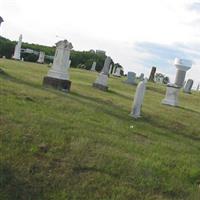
top-left (124, 72), bottom-right (136, 85)
top-left (0, 16), bottom-right (3, 27)
top-left (109, 64), bottom-right (113, 74)
top-left (113, 67), bottom-right (121, 77)
top-left (69, 60), bottom-right (71, 68)
top-left (162, 58), bottom-right (192, 106)
top-left (21, 58), bottom-right (24, 61)
top-left (183, 79), bottom-right (193, 94)
top-left (12, 34), bottom-right (22, 60)
top-left (139, 73), bottom-right (144, 81)
top-left (197, 84), bottom-right (200, 91)
top-left (130, 79), bottom-right (147, 118)
top-left (112, 66), bottom-right (116, 75)
top-left (93, 56), bottom-right (111, 91)
top-left (43, 40), bottom-right (73, 92)
top-left (149, 66), bottom-right (156, 81)
top-left (91, 61), bottom-right (96, 71)
top-left (37, 51), bottom-right (45, 63)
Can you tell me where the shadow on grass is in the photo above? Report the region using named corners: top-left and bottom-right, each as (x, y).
top-left (108, 89), bottom-right (133, 100)
top-left (142, 113), bottom-right (200, 142)
top-left (178, 106), bottom-right (200, 115)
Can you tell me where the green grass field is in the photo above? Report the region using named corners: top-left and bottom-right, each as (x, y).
top-left (0, 59), bottom-right (200, 200)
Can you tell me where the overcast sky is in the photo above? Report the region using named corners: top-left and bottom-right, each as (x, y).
top-left (0, 0), bottom-right (199, 88)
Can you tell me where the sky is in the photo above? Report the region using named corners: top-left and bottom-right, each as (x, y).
top-left (0, 0), bottom-right (200, 88)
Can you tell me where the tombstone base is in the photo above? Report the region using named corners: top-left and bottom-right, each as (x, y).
top-left (43, 76), bottom-right (71, 92)
top-left (93, 83), bottom-right (108, 91)
top-left (162, 85), bottom-right (179, 107)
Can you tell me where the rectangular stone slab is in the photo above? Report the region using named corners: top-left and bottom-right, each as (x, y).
top-left (43, 76), bottom-right (71, 91)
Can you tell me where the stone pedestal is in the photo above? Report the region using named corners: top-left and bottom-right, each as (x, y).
top-left (43, 40), bottom-right (73, 92)
top-left (125, 72), bottom-right (136, 85)
top-left (37, 51), bottom-right (45, 63)
top-left (13, 34), bottom-right (22, 60)
top-left (93, 73), bottom-right (108, 91)
top-left (162, 85), bottom-right (179, 106)
top-left (43, 77), bottom-right (71, 91)
top-left (149, 66), bottom-right (156, 81)
top-left (174, 58), bottom-right (192, 87)
top-left (130, 79), bottom-right (147, 118)
top-left (183, 79), bottom-right (193, 94)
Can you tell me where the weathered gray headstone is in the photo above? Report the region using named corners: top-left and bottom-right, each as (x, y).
top-left (109, 64), bottom-right (113, 74)
top-left (183, 79), bottom-right (193, 94)
top-left (113, 67), bottom-right (121, 77)
top-left (197, 83), bottom-right (200, 91)
top-left (12, 34), bottom-right (22, 60)
top-left (112, 66), bottom-right (116, 75)
top-left (0, 16), bottom-right (3, 28)
top-left (37, 51), bottom-right (45, 63)
top-left (130, 79), bottom-right (147, 118)
top-left (125, 72), bottom-right (136, 85)
top-left (138, 73), bottom-right (144, 81)
top-left (91, 61), bottom-right (96, 71)
top-left (43, 40), bottom-right (73, 92)
top-left (93, 57), bottom-right (111, 91)
top-left (149, 66), bottom-right (156, 82)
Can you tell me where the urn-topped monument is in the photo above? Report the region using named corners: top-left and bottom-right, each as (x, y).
top-left (12, 34), bottom-right (22, 60)
top-left (43, 40), bottom-right (73, 91)
top-left (162, 58), bottom-right (192, 106)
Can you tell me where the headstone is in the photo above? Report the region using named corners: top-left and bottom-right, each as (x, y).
top-left (21, 57), bottom-right (24, 61)
top-left (37, 51), bottom-right (45, 63)
top-left (0, 16), bottom-right (3, 27)
top-left (162, 58), bottom-right (192, 107)
top-left (68, 60), bottom-right (71, 68)
top-left (149, 66), bottom-right (156, 81)
top-left (197, 84), bottom-right (200, 91)
top-left (130, 79), bottom-right (147, 118)
top-left (124, 72), bottom-right (136, 85)
top-left (174, 58), bottom-right (192, 87)
top-left (12, 34), bottom-right (22, 60)
top-left (93, 56), bottom-right (111, 91)
top-left (109, 64), bottom-right (113, 74)
top-left (183, 79), bottom-right (193, 94)
top-left (2, 56), bottom-right (6, 59)
top-left (112, 66), bottom-right (116, 75)
top-left (138, 73), bottom-right (144, 81)
top-left (113, 67), bottom-right (121, 77)
top-left (91, 61), bottom-right (96, 71)
top-left (43, 40), bottom-right (73, 92)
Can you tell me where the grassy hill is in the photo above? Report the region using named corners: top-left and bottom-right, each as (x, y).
top-left (0, 59), bottom-right (200, 200)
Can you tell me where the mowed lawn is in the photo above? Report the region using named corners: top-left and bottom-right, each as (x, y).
top-left (0, 59), bottom-right (200, 200)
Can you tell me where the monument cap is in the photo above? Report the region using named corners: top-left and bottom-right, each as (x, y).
top-left (174, 58), bottom-right (192, 71)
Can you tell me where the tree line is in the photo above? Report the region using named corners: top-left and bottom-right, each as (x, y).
top-left (0, 36), bottom-right (123, 72)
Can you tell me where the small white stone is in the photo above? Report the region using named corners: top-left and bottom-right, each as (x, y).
top-left (13, 34), bottom-right (22, 60)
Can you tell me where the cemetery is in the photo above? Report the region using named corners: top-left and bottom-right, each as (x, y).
top-left (0, 7), bottom-right (200, 200)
